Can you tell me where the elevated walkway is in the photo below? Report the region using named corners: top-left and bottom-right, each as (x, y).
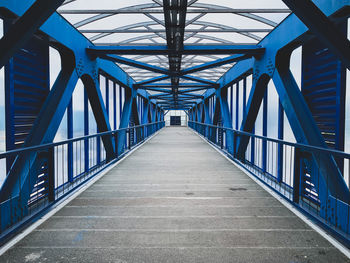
top-left (1, 127), bottom-right (348, 262)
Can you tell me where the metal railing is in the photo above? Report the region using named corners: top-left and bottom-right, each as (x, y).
top-left (0, 121), bottom-right (165, 242)
top-left (188, 120), bottom-right (350, 246)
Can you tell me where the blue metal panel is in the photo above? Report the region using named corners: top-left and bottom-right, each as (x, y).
top-left (4, 21), bottom-right (51, 205)
top-left (272, 68), bottom-right (349, 204)
top-left (301, 27), bottom-right (347, 151)
top-left (5, 22), bottom-right (50, 153)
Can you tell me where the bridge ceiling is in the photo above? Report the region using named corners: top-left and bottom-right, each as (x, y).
top-left (58, 0), bottom-right (290, 110)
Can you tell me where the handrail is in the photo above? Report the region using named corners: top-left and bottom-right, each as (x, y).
top-left (188, 120), bottom-right (350, 159)
top-left (0, 121), bottom-right (164, 158)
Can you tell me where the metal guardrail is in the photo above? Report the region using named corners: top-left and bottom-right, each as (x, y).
top-left (0, 121), bottom-right (165, 242)
top-left (188, 120), bottom-right (350, 246)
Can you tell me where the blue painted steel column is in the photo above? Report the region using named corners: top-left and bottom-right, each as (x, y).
top-left (117, 88), bottom-right (133, 155)
top-left (67, 99), bottom-right (73, 182)
top-left (84, 90), bottom-right (89, 173)
top-left (235, 82), bottom-right (239, 130)
top-left (230, 85), bottom-right (233, 121)
top-left (219, 88), bottom-right (234, 155)
top-left (272, 61), bottom-right (349, 203)
top-left (113, 83), bottom-right (117, 130)
top-left (243, 78), bottom-right (247, 119)
top-left (142, 100), bottom-right (150, 138)
top-left (277, 100), bottom-right (284, 183)
top-left (262, 91), bottom-right (267, 173)
top-left (236, 75), bottom-right (270, 160)
top-left (105, 77), bottom-right (109, 117)
top-left (82, 75), bottom-right (115, 162)
top-left (203, 99), bottom-right (210, 137)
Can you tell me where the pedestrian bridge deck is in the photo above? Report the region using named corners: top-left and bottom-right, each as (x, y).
top-left (1, 127), bottom-right (348, 262)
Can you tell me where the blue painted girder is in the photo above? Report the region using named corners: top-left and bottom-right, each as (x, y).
top-left (180, 54), bottom-right (253, 76)
top-left (136, 74), bottom-right (217, 86)
top-left (87, 45), bottom-right (265, 56)
top-left (140, 88), bottom-right (173, 93)
top-left (101, 55), bottom-right (170, 75)
top-left (273, 68), bottom-right (349, 203)
top-left (281, 0), bottom-right (350, 69)
top-left (101, 54), bottom-right (252, 77)
top-left (137, 84), bottom-right (215, 88)
top-left (0, 0), bottom-right (65, 69)
top-left (0, 54), bottom-right (77, 197)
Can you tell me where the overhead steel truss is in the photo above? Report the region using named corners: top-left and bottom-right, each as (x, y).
top-left (55, 1), bottom-right (291, 102)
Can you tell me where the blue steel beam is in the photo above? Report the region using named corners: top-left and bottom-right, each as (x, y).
top-left (137, 74), bottom-right (217, 86)
top-left (203, 99), bottom-right (211, 125)
top-left (137, 84), bottom-right (215, 88)
top-left (181, 75), bottom-right (217, 85)
top-left (180, 54), bottom-right (252, 76)
top-left (139, 87), bottom-right (173, 93)
top-left (101, 55), bottom-right (170, 75)
top-left (0, 54), bottom-right (77, 203)
top-left (136, 75), bottom-right (171, 86)
top-left (196, 104), bottom-right (203, 123)
top-left (0, 0), bottom-right (65, 69)
top-left (178, 87), bottom-right (212, 94)
top-left (116, 88), bottom-right (136, 155)
top-left (87, 45), bottom-right (265, 56)
top-left (82, 75), bottom-right (116, 161)
top-left (217, 88), bottom-right (234, 154)
top-left (101, 54), bottom-right (251, 78)
top-left (150, 103), bottom-right (157, 123)
top-left (273, 64), bottom-right (349, 203)
top-left (281, 0), bottom-right (350, 69)
top-left (142, 100), bottom-right (150, 125)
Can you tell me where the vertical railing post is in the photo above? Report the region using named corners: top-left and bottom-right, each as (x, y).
top-left (47, 147), bottom-right (55, 202)
top-left (293, 147), bottom-right (301, 204)
top-left (277, 101), bottom-right (284, 183)
top-left (67, 100), bottom-right (73, 183)
top-left (114, 131), bottom-right (119, 159)
top-left (233, 132), bottom-right (237, 159)
top-left (220, 128), bottom-right (224, 149)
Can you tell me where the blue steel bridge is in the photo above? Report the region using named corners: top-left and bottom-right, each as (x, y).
top-left (0, 0), bottom-right (350, 262)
